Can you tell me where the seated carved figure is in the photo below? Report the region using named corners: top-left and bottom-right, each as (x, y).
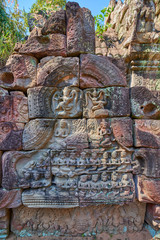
top-left (54, 119), bottom-right (70, 138)
top-left (97, 120), bottom-right (112, 148)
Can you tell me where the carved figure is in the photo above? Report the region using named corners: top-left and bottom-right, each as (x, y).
top-left (54, 119), bottom-right (70, 137)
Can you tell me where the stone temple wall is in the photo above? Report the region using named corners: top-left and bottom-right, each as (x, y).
top-left (0, 1), bottom-right (159, 239)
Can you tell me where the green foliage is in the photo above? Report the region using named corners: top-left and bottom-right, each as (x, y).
top-left (30, 0), bottom-right (66, 14)
top-left (0, 0), bottom-right (27, 65)
top-left (94, 7), bottom-right (113, 39)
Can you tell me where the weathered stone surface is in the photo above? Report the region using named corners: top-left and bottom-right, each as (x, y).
top-left (23, 119), bottom-right (88, 150)
top-left (136, 175), bottom-right (160, 204)
top-left (0, 122), bottom-right (23, 151)
top-left (145, 204), bottom-right (160, 231)
top-left (80, 54), bottom-right (127, 88)
top-left (134, 120), bottom-right (160, 148)
top-left (11, 202), bottom-right (145, 237)
top-left (0, 91), bottom-right (28, 123)
top-left (27, 12), bottom-right (48, 32)
top-left (66, 2), bottom-right (95, 56)
top-left (0, 54), bottom-right (38, 90)
top-left (0, 209), bottom-right (10, 239)
top-left (87, 118), bottom-right (133, 149)
top-left (19, 34), bottom-right (67, 59)
top-left (41, 10), bottom-right (66, 35)
top-left (2, 150), bottom-right (51, 190)
top-left (0, 189), bottom-right (22, 208)
top-left (37, 56), bottom-right (79, 87)
top-left (133, 148), bottom-right (160, 177)
top-left (28, 86), bottom-right (83, 119)
top-left (131, 87), bottom-right (160, 119)
top-left (22, 149), bottom-right (134, 208)
top-left (83, 87), bottom-right (130, 118)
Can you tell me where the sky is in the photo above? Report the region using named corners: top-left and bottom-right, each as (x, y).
top-left (18, 0), bottom-right (111, 17)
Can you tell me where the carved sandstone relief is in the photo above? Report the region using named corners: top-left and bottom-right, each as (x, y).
top-left (2, 150), bottom-right (51, 190)
top-left (28, 86), bottom-right (83, 119)
top-left (11, 202), bottom-right (145, 237)
top-left (0, 91), bottom-right (28, 123)
top-left (133, 148), bottom-right (160, 177)
top-left (0, 209), bottom-right (10, 239)
top-left (83, 87), bottom-right (130, 118)
top-left (87, 118), bottom-right (133, 149)
top-left (22, 149), bottom-right (135, 208)
top-left (23, 119), bottom-right (88, 150)
top-left (134, 120), bottom-right (160, 148)
top-left (37, 56), bottom-right (79, 87)
top-left (145, 204), bottom-right (160, 231)
top-left (0, 122), bottom-right (24, 151)
top-left (80, 54), bottom-right (127, 88)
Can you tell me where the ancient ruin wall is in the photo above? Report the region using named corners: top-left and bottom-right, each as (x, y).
top-left (0, 1), bottom-right (159, 239)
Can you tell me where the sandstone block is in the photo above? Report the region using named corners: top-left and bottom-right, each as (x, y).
top-left (80, 54), bottom-right (127, 88)
top-left (133, 148), bottom-right (160, 177)
top-left (0, 189), bottom-right (22, 208)
top-left (0, 122), bottom-right (23, 151)
top-left (41, 10), bottom-right (66, 35)
top-left (83, 87), bottom-right (130, 118)
top-left (0, 209), bottom-right (10, 239)
top-left (23, 119), bottom-right (88, 150)
top-left (0, 54), bottom-right (38, 90)
top-left (131, 87), bottom-right (160, 119)
top-left (19, 34), bottom-right (67, 59)
top-left (37, 56), bottom-right (79, 87)
top-left (136, 175), bottom-right (160, 204)
top-left (66, 2), bottom-right (95, 56)
top-left (87, 118), bottom-right (133, 149)
top-left (0, 92), bottom-right (28, 123)
top-left (145, 204), bottom-right (160, 231)
top-left (134, 120), bottom-right (160, 148)
top-left (28, 86), bottom-right (83, 119)
top-left (11, 202), bottom-right (145, 237)
top-left (2, 150), bottom-right (51, 190)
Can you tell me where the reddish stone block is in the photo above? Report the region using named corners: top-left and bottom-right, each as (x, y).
top-left (0, 122), bottom-right (23, 151)
top-left (136, 175), bottom-right (160, 204)
top-left (41, 10), bottom-right (66, 35)
top-left (37, 56), bottom-right (79, 87)
top-left (0, 188), bottom-right (22, 208)
top-left (0, 92), bottom-right (28, 123)
top-left (146, 204), bottom-right (160, 230)
top-left (134, 120), bottom-right (160, 148)
top-left (131, 86), bottom-right (160, 119)
top-left (80, 54), bottom-right (127, 88)
top-left (66, 2), bottom-right (95, 56)
top-left (133, 148), bottom-right (160, 177)
top-left (19, 34), bottom-right (67, 59)
top-left (0, 54), bottom-right (38, 90)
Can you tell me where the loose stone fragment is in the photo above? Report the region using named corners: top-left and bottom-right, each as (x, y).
top-left (0, 189), bottom-right (22, 208)
top-left (0, 122), bottom-right (23, 151)
top-left (23, 119), bottom-right (88, 150)
top-left (2, 150), bottom-right (51, 190)
top-left (80, 54), bottom-right (127, 88)
top-left (133, 148), bottom-right (160, 177)
top-left (83, 87), bottom-right (130, 118)
top-left (37, 56), bottom-right (79, 87)
top-left (145, 204), bottom-right (160, 231)
top-left (66, 2), bottom-right (95, 56)
top-left (0, 92), bottom-right (28, 123)
top-left (28, 86), bottom-right (83, 119)
top-left (0, 54), bottom-right (38, 90)
top-left (19, 34), bottom-right (67, 59)
top-left (87, 118), bottom-right (133, 149)
top-left (11, 202), bottom-right (145, 237)
top-left (134, 120), bottom-right (160, 148)
top-left (131, 86), bottom-right (160, 119)
top-left (136, 175), bottom-right (160, 204)
top-left (41, 10), bottom-right (66, 35)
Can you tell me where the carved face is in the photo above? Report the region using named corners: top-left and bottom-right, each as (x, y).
top-left (111, 151), bottom-right (117, 159)
top-left (59, 119), bottom-right (68, 129)
top-left (101, 173), bottom-right (108, 182)
top-left (92, 174), bottom-right (99, 182)
top-left (80, 175), bottom-right (88, 182)
top-left (103, 152), bottom-right (108, 159)
top-left (121, 151), bottom-right (127, 158)
top-left (112, 173), bottom-right (118, 181)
